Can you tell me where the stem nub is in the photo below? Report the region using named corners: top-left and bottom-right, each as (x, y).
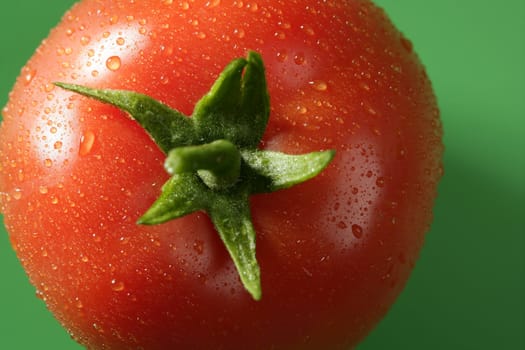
top-left (165, 139), bottom-right (241, 190)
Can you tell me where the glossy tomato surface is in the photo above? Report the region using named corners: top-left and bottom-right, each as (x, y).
top-left (0, 0), bottom-right (442, 349)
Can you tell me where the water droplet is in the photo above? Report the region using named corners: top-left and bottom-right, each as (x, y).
top-left (51, 196), bottom-right (59, 205)
top-left (53, 141), bottom-right (62, 150)
top-left (79, 131), bottom-right (95, 156)
top-left (359, 82), bottom-right (370, 91)
top-left (35, 290), bottom-right (46, 301)
top-left (193, 240), bottom-right (204, 255)
top-left (106, 56), bottom-right (121, 71)
top-left (376, 177), bottom-right (385, 187)
top-left (296, 105), bottom-right (308, 114)
top-left (366, 106), bottom-right (377, 115)
top-left (337, 221), bottom-right (348, 229)
top-left (44, 83), bottom-right (55, 92)
top-left (75, 298), bottom-right (84, 309)
top-left (116, 37), bottom-right (125, 45)
top-left (274, 31), bottom-right (286, 40)
top-left (196, 273), bottom-right (206, 283)
top-left (111, 279), bottom-right (126, 292)
top-left (301, 24), bottom-right (315, 36)
top-left (390, 64), bottom-right (402, 73)
top-left (92, 323), bottom-right (104, 333)
top-left (205, 0), bottom-right (221, 7)
top-left (181, 1), bottom-right (190, 10)
top-left (44, 159), bottom-right (53, 168)
top-left (22, 67), bottom-right (37, 85)
top-left (39, 186), bottom-right (49, 194)
top-left (277, 21), bottom-right (290, 29)
top-left (12, 189), bottom-right (22, 200)
top-left (80, 35), bottom-right (91, 45)
top-left (276, 50), bottom-right (288, 62)
top-left (309, 80), bottom-right (328, 91)
top-left (397, 148), bottom-right (407, 159)
top-left (234, 28), bottom-right (245, 38)
top-left (351, 224), bottom-right (363, 238)
top-left (160, 75), bottom-right (170, 85)
top-left (294, 53), bottom-right (306, 65)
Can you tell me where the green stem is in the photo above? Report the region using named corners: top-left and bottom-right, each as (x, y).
top-left (165, 140), bottom-right (241, 190)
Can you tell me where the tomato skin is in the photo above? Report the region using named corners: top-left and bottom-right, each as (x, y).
top-left (0, 1), bottom-right (442, 349)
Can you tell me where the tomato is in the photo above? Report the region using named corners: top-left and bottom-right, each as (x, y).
top-left (0, 0), bottom-right (443, 349)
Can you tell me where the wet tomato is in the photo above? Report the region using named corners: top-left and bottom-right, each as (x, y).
top-left (0, 1), bottom-right (442, 349)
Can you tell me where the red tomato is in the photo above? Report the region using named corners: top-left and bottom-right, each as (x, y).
top-left (0, 0), bottom-right (443, 349)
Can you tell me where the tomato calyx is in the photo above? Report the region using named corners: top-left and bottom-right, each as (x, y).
top-left (55, 51), bottom-right (335, 300)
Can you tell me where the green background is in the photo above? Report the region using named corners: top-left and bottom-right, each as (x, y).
top-left (0, 0), bottom-right (523, 348)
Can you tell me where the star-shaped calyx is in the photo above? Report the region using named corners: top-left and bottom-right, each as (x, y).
top-left (55, 51), bottom-right (335, 300)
